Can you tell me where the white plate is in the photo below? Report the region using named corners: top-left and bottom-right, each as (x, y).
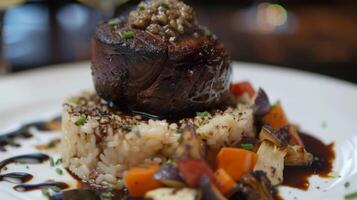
top-left (0, 62), bottom-right (357, 200)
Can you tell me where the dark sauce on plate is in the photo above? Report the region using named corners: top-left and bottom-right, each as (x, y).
top-left (14, 181), bottom-right (69, 192)
top-left (0, 172), bottom-right (33, 184)
top-left (0, 153), bottom-right (49, 184)
top-left (282, 132), bottom-right (335, 190)
top-left (0, 116), bottom-right (61, 151)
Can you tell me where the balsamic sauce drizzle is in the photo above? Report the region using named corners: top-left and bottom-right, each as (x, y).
top-left (0, 116), bottom-right (61, 151)
top-left (0, 153), bottom-right (49, 184)
top-left (0, 172), bottom-right (33, 184)
top-left (0, 153), bottom-right (50, 170)
top-left (14, 181), bottom-right (69, 192)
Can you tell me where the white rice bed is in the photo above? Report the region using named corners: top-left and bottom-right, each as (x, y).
top-left (61, 104), bottom-right (255, 188)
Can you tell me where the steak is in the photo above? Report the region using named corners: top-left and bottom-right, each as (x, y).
top-left (91, 19), bottom-right (231, 116)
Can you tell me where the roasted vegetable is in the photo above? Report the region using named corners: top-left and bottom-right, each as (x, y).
top-left (254, 141), bottom-right (286, 185)
top-left (228, 171), bottom-right (278, 200)
top-left (153, 164), bottom-right (185, 187)
top-left (253, 88), bottom-right (271, 116)
top-left (285, 145), bottom-right (313, 166)
top-left (262, 103), bottom-right (304, 146)
top-left (214, 169), bottom-right (237, 195)
top-left (216, 147), bottom-right (257, 181)
top-left (259, 125), bottom-right (290, 146)
top-left (230, 81), bottom-right (256, 98)
top-left (145, 187), bottom-right (201, 200)
top-left (175, 125), bottom-right (205, 160)
top-left (124, 164), bottom-right (163, 197)
top-left (177, 159), bottom-right (214, 187)
top-left (199, 175), bottom-right (228, 200)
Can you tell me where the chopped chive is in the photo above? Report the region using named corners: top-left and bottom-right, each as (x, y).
top-left (47, 140), bottom-right (56, 149)
top-left (345, 192), bottom-right (357, 200)
top-left (272, 100), bottom-right (281, 108)
top-left (50, 186), bottom-right (61, 192)
top-left (108, 18), bottom-right (121, 27)
top-left (196, 111), bottom-right (209, 117)
top-left (41, 189), bottom-right (50, 197)
top-left (5, 137), bottom-right (16, 145)
top-left (203, 27), bottom-right (212, 36)
top-left (160, 2), bottom-right (170, 9)
top-left (121, 125), bottom-right (132, 132)
top-left (26, 165), bottom-right (29, 169)
top-left (74, 116), bottom-right (87, 126)
top-left (50, 157), bottom-right (55, 167)
top-left (119, 31), bottom-right (134, 39)
top-left (240, 143), bottom-right (254, 150)
top-left (55, 158), bottom-right (63, 165)
top-left (56, 168), bottom-right (63, 175)
top-left (344, 182), bottom-right (350, 188)
top-left (69, 97), bottom-right (80, 104)
top-left (138, 5), bottom-right (145, 11)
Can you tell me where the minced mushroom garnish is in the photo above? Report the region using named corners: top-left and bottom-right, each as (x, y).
top-left (128, 0), bottom-right (198, 42)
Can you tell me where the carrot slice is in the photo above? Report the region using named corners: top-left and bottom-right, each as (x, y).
top-left (214, 168), bottom-right (237, 195)
top-left (262, 103), bottom-right (289, 129)
top-left (216, 147), bottom-right (257, 181)
top-left (230, 81), bottom-right (256, 98)
top-left (262, 103), bottom-right (304, 146)
top-left (124, 164), bottom-right (163, 197)
top-left (177, 159), bottom-right (215, 187)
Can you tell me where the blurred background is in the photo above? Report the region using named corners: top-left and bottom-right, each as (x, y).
top-left (0, 0), bottom-right (356, 82)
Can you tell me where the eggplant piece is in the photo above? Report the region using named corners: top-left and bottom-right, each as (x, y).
top-left (153, 164), bottom-right (185, 187)
top-left (145, 187), bottom-right (201, 200)
top-left (285, 145), bottom-right (313, 166)
top-left (254, 141), bottom-right (286, 185)
top-left (175, 125), bottom-right (205, 160)
top-left (199, 175), bottom-right (228, 200)
top-left (253, 88), bottom-right (271, 116)
top-left (259, 125), bottom-right (290, 146)
top-left (91, 20), bottom-right (231, 116)
top-left (228, 171), bottom-right (278, 200)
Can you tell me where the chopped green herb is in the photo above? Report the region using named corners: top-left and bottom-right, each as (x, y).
top-left (344, 182), bottom-right (350, 188)
top-left (240, 143), bottom-right (254, 150)
top-left (50, 186), bottom-right (61, 192)
top-left (138, 5), bottom-right (145, 11)
top-left (160, 2), bottom-right (170, 9)
top-left (100, 190), bottom-right (113, 200)
top-left (119, 31), bottom-right (134, 39)
top-left (272, 100), bottom-right (281, 108)
top-left (47, 140), bottom-right (56, 149)
top-left (345, 191), bottom-right (357, 200)
top-left (50, 157), bottom-right (55, 167)
top-left (41, 189), bottom-right (50, 197)
top-left (165, 159), bottom-right (174, 165)
top-left (196, 111), bottom-right (209, 117)
top-left (108, 18), bottom-right (121, 27)
top-left (56, 168), bottom-right (63, 175)
top-left (121, 125), bottom-right (132, 132)
top-left (69, 97), bottom-right (80, 104)
top-left (322, 121), bottom-right (327, 129)
top-left (5, 137), bottom-right (16, 145)
top-left (203, 27), bottom-right (212, 36)
top-left (55, 158), bottom-right (63, 165)
top-left (26, 165), bottom-right (29, 169)
top-left (75, 116), bottom-right (87, 126)
top-left (18, 161), bottom-right (26, 164)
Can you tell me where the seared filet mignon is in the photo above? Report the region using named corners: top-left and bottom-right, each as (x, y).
top-left (91, 0), bottom-right (231, 116)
